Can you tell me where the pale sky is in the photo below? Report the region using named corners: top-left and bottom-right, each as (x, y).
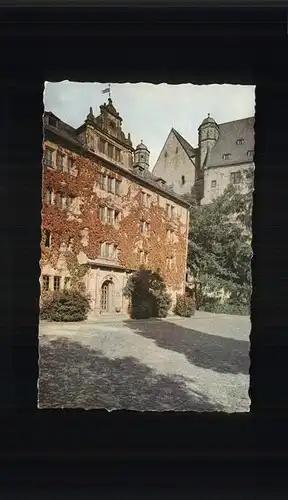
top-left (44, 82), bottom-right (255, 169)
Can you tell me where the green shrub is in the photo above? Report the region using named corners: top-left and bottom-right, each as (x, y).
top-left (173, 294), bottom-right (196, 317)
top-left (123, 268), bottom-right (172, 319)
top-left (200, 297), bottom-right (250, 316)
top-left (130, 299), bottom-right (153, 320)
top-left (155, 291), bottom-right (172, 318)
top-left (40, 290), bottom-right (91, 322)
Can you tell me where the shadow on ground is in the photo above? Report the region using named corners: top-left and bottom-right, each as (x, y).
top-left (38, 335), bottom-right (223, 412)
top-left (123, 319), bottom-right (250, 375)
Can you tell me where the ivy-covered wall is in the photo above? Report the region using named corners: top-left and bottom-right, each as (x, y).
top-left (41, 138), bottom-right (189, 296)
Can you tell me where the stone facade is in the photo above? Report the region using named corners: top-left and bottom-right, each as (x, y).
top-left (151, 129), bottom-right (198, 197)
top-left (152, 115), bottom-right (254, 205)
top-left (41, 99), bottom-right (190, 318)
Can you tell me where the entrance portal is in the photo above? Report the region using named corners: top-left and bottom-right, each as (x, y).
top-left (100, 280), bottom-right (113, 312)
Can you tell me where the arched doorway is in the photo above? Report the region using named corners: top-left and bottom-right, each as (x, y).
top-left (101, 280), bottom-right (113, 312)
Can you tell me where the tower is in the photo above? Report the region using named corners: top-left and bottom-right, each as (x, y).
top-left (198, 114), bottom-right (219, 169)
top-left (134, 140), bottom-right (150, 171)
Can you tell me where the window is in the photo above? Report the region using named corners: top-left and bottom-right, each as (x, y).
top-left (230, 171), bottom-right (241, 185)
top-left (247, 150), bottom-right (254, 157)
top-left (236, 138), bottom-right (244, 145)
top-left (177, 206), bottom-right (182, 217)
top-left (114, 210), bottom-right (120, 224)
top-left (112, 245), bottom-right (118, 259)
top-left (100, 242), bottom-right (117, 259)
top-left (100, 242), bottom-right (106, 258)
top-left (115, 179), bottom-right (121, 196)
top-left (66, 196), bottom-right (75, 210)
top-left (140, 221), bottom-right (149, 234)
top-left (139, 250), bottom-right (148, 265)
top-left (139, 250), bottom-right (144, 264)
top-left (42, 275), bottom-right (50, 291)
top-left (211, 180), bottom-right (217, 188)
top-left (100, 206), bottom-right (106, 222)
top-left (164, 151), bottom-right (168, 158)
top-left (115, 148), bottom-right (121, 162)
top-left (56, 152), bottom-right (64, 171)
top-left (140, 191), bottom-right (146, 205)
top-left (223, 153), bottom-right (231, 160)
top-left (45, 187), bottom-right (52, 205)
top-left (44, 229), bottom-right (51, 248)
top-left (171, 206), bottom-right (175, 217)
top-left (100, 174), bottom-right (106, 190)
top-left (55, 192), bottom-right (63, 209)
top-left (67, 158), bottom-right (74, 173)
top-left (44, 148), bottom-right (53, 167)
top-left (99, 138), bottom-right (106, 154)
top-left (107, 208), bottom-right (114, 224)
top-left (64, 277), bottom-right (71, 289)
top-left (146, 194), bottom-right (152, 208)
top-left (176, 147), bottom-right (179, 154)
top-left (107, 143), bottom-right (113, 158)
top-left (107, 177), bottom-right (114, 193)
top-left (61, 196), bottom-right (66, 210)
top-left (166, 203), bottom-right (170, 216)
top-left (68, 237), bottom-right (74, 251)
top-left (53, 276), bottom-right (61, 292)
top-left (167, 230), bottom-right (175, 243)
top-left (181, 175), bottom-right (185, 185)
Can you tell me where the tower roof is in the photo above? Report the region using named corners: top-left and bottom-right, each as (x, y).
top-left (135, 140), bottom-right (148, 151)
top-left (200, 113), bottom-right (217, 126)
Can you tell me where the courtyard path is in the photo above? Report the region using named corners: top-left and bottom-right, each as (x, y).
top-left (38, 311), bottom-right (250, 413)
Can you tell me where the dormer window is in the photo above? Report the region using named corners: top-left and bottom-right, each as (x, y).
top-left (48, 116), bottom-right (57, 127)
top-left (236, 138), bottom-right (244, 145)
top-left (223, 153), bottom-right (231, 160)
top-left (247, 150), bottom-right (254, 157)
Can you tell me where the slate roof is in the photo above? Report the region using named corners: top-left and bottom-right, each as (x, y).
top-left (206, 116), bottom-right (255, 168)
top-left (44, 112), bottom-right (82, 147)
top-left (172, 128), bottom-right (197, 159)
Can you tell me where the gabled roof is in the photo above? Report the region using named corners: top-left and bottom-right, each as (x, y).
top-left (172, 128), bottom-right (197, 160)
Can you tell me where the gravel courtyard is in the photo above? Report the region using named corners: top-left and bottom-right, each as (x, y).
top-left (38, 311), bottom-right (250, 413)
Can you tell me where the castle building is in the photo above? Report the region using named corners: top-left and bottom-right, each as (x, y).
top-left (152, 114), bottom-right (255, 205)
top-left (41, 98), bottom-right (190, 317)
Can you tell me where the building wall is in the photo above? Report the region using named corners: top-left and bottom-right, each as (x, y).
top-left (202, 162), bottom-right (254, 205)
top-left (152, 130), bottom-right (196, 196)
top-left (41, 139), bottom-right (189, 315)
